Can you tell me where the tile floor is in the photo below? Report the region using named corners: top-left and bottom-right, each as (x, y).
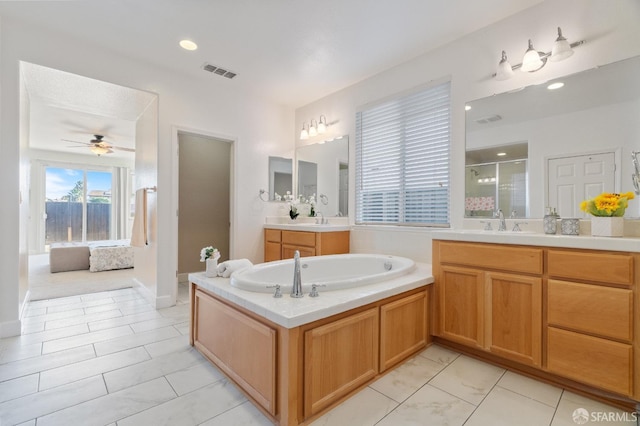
top-left (0, 284), bottom-right (637, 425)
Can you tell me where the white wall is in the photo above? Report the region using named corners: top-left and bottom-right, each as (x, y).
top-left (0, 17), bottom-right (294, 335)
top-left (295, 0), bottom-right (640, 263)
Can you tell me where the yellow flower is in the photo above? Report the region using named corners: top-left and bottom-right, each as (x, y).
top-left (581, 191), bottom-right (634, 217)
top-left (579, 200), bottom-right (588, 212)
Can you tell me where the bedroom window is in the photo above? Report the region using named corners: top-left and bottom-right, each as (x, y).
top-left (355, 80), bottom-right (451, 226)
top-left (45, 167), bottom-right (113, 245)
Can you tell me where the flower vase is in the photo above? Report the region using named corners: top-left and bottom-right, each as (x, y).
top-left (591, 216), bottom-right (624, 237)
top-left (205, 258), bottom-right (218, 277)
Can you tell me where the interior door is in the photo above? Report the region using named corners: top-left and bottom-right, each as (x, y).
top-left (547, 152), bottom-right (615, 218)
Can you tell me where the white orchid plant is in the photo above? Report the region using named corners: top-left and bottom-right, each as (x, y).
top-left (281, 191), bottom-right (317, 219)
top-left (199, 246), bottom-right (220, 262)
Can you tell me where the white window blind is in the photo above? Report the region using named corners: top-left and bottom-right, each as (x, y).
top-left (356, 81), bottom-right (451, 226)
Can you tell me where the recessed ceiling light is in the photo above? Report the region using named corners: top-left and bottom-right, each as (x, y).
top-left (179, 40), bottom-right (198, 51)
top-left (497, 152), bottom-right (507, 156)
top-left (465, 105), bottom-right (471, 111)
top-left (547, 82), bottom-right (564, 90)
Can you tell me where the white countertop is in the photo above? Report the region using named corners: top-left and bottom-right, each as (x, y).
top-left (189, 263), bottom-right (433, 329)
top-left (433, 229), bottom-right (640, 252)
top-left (264, 223), bottom-right (351, 232)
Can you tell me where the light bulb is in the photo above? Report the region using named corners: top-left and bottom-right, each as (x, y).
top-left (521, 40), bottom-right (544, 72)
top-left (495, 51), bottom-right (514, 81)
top-left (300, 123), bottom-right (309, 140)
top-left (550, 27), bottom-right (574, 62)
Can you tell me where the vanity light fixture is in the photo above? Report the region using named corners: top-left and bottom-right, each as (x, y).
top-left (317, 115), bottom-right (327, 134)
top-left (494, 27), bottom-right (585, 80)
top-left (300, 123), bottom-right (309, 140)
top-left (309, 119), bottom-right (318, 137)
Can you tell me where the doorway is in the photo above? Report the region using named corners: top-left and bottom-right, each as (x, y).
top-left (177, 132), bottom-right (232, 283)
top-left (547, 151), bottom-right (616, 218)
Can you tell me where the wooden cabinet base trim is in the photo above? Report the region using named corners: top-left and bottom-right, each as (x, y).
top-left (434, 337), bottom-right (638, 412)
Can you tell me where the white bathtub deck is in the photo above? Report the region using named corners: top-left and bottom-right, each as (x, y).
top-left (189, 263), bottom-right (433, 328)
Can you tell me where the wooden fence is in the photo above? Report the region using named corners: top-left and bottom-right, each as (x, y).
top-left (45, 202), bottom-right (111, 244)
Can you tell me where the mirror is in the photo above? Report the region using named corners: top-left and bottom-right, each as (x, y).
top-left (465, 55), bottom-right (640, 218)
top-left (296, 135), bottom-right (349, 217)
top-left (268, 156), bottom-right (292, 201)
top-left (465, 143), bottom-right (528, 218)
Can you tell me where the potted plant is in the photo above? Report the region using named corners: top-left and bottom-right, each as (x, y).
top-left (200, 246), bottom-right (220, 277)
top-left (580, 192), bottom-right (635, 237)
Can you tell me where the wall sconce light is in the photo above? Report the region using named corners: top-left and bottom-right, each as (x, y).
top-left (300, 122), bottom-right (309, 140)
top-left (300, 115), bottom-right (330, 139)
top-left (494, 27), bottom-right (585, 80)
top-left (309, 119), bottom-right (318, 137)
top-left (317, 115), bottom-right (327, 134)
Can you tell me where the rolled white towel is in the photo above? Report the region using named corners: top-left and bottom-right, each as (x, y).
top-left (217, 259), bottom-right (253, 278)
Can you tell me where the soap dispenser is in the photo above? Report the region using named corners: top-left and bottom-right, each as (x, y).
top-left (543, 207), bottom-right (558, 234)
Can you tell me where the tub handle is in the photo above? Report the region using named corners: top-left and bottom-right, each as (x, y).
top-left (309, 284), bottom-right (326, 298)
top-left (266, 284), bottom-right (282, 298)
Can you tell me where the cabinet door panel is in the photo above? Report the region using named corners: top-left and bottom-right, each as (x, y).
top-left (439, 242), bottom-right (543, 274)
top-left (304, 308), bottom-right (379, 416)
top-left (194, 290), bottom-right (277, 414)
top-left (439, 266), bottom-right (484, 348)
top-left (548, 327), bottom-right (632, 396)
top-left (380, 291), bottom-right (427, 372)
top-left (264, 241), bottom-right (281, 262)
top-left (487, 272), bottom-right (542, 366)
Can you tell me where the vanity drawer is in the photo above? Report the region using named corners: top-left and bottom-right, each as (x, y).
top-left (264, 229), bottom-right (281, 243)
top-left (438, 242), bottom-right (543, 275)
top-left (547, 279), bottom-right (632, 342)
top-left (282, 230), bottom-right (316, 247)
top-left (547, 250), bottom-right (633, 286)
top-left (547, 327), bottom-right (632, 396)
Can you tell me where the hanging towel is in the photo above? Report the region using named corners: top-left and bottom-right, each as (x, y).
top-left (130, 188), bottom-right (148, 247)
top-left (217, 259), bottom-right (253, 278)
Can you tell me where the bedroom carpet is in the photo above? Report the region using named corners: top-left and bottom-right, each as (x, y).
top-left (29, 254), bottom-right (135, 301)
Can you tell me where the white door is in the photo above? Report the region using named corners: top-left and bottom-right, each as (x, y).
top-left (548, 152), bottom-right (616, 218)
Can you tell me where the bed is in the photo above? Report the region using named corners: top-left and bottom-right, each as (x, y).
top-left (50, 239), bottom-right (134, 273)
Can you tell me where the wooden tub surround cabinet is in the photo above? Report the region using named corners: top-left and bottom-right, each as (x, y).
top-left (190, 283), bottom-right (430, 425)
top-left (432, 239), bottom-right (640, 410)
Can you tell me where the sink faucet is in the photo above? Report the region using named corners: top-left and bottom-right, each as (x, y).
top-left (495, 209), bottom-right (507, 231)
top-left (315, 211), bottom-right (328, 225)
top-left (291, 250), bottom-right (304, 298)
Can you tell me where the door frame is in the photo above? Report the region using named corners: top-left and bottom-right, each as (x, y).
top-left (544, 148), bottom-right (621, 210)
top-left (171, 126), bottom-right (237, 286)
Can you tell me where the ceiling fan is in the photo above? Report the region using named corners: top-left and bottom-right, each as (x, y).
top-left (63, 134), bottom-right (135, 156)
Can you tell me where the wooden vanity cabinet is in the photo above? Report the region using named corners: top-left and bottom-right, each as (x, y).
top-left (546, 249), bottom-right (635, 397)
top-left (433, 241), bottom-right (543, 367)
top-left (264, 229), bottom-right (350, 261)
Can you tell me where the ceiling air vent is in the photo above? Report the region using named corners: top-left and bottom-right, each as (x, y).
top-left (202, 63), bottom-right (237, 79)
top-left (475, 114), bottom-right (502, 124)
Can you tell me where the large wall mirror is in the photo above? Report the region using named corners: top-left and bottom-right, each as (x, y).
top-left (296, 135), bottom-right (349, 217)
top-left (465, 55), bottom-right (640, 219)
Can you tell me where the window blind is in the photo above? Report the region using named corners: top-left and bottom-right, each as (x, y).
top-left (355, 81), bottom-right (451, 226)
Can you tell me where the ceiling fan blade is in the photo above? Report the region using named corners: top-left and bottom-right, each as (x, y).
top-left (62, 138), bottom-right (90, 145)
top-left (111, 146), bottom-right (136, 152)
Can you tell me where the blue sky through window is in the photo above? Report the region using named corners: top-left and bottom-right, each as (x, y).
top-left (46, 167), bottom-right (112, 201)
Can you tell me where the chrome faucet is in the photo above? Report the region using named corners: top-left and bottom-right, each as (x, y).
top-left (495, 209), bottom-right (507, 231)
top-left (291, 250), bottom-right (304, 298)
top-left (315, 211), bottom-right (328, 225)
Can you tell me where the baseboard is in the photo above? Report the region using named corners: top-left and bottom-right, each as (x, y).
top-left (178, 273), bottom-right (189, 284)
top-left (0, 319), bottom-right (22, 338)
top-left (20, 289), bottom-right (31, 319)
top-left (133, 278), bottom-right (175, 309)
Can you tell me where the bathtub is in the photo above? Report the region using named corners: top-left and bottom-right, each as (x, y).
top-left (230, 253), bottom-right (416, 293)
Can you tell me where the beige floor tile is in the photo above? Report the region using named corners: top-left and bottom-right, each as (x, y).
top-left (199, 400), bottom-right (273, 426)
top-left (370, 354), bottom-right (445, 402)
top-left (497, 370), bottom-right (562, 407)
top-left (309, 387), bottom-right (398, 426)
top-left (418, 343), bottom-right (460, 365)
top-left (465, 386), bottom-right (555, 426)
top-left (429, 355), bottom-right (504, 405)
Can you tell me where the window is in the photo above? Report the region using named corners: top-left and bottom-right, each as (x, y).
top-left (355, 80), bottom-right (451, 226)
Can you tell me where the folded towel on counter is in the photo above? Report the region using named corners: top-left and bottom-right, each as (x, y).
top-left (217, 259), bottom-right (253, 278)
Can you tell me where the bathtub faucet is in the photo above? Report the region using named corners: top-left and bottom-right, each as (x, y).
top-left (291, 250), bottom-right (304, 298)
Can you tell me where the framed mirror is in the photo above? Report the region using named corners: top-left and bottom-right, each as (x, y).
top-left (268, 156), bottom-right (292, 201)
top-left (295, 135), bottom-right (349, 217)
top-left (465, 55), bottom-right (640, 218)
